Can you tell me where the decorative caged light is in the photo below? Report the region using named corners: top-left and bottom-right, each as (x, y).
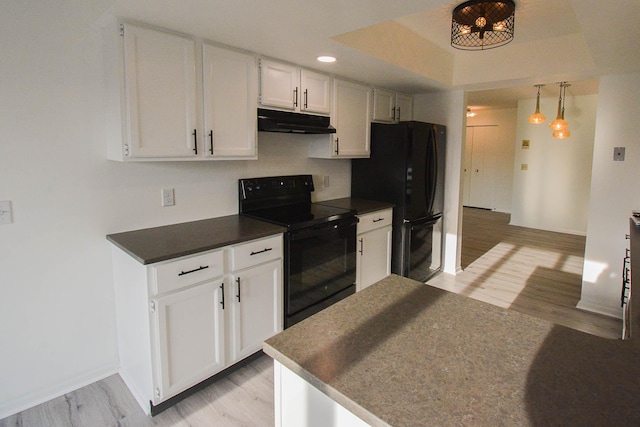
top-left (451, 0), bottom-right (515, 50)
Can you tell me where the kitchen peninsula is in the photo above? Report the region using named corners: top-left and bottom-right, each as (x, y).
top-left (264, 275), bottom-right (640, 426)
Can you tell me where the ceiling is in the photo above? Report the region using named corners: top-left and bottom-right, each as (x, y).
top-left (112, 0), bottom-right (640, 109)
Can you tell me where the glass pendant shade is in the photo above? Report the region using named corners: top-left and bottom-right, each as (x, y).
top-left (549, 86), bottom-right (568, 131)
top-left (549, 117), bottom-right (568, 131)
top-left (528, 85), bottom-right (546, 124)
top-left (553, 128), bottom-right (571, 139)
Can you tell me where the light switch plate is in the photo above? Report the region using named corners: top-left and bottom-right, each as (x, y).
top-left (614, 147), bottom-right (625, 161)
top-left (0, 201), bottom-right (13, 224)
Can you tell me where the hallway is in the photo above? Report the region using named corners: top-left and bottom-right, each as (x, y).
top-left (428, 208), bottom-right (622, 339)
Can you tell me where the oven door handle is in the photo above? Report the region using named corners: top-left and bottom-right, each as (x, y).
top-left (289, 217), bottom-right (358, 241)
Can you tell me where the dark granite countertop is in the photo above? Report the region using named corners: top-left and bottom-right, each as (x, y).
top-left (264, 275), bottom-right (640, 426)
top-left (106, 215), bottom-right (286, 265)
top-left (317, 197), bottom-right (394, 215)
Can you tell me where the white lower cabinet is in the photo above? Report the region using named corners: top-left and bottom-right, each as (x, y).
top-left (152, 279), bottom-right (225, 401)
top-left (356, 208), bottom-right (392, 291)
top-left (113, 234), bottom-right (283, 414)
top-left (229, 260), bottom-right (282, 361)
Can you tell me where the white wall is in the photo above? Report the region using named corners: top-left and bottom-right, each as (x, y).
top-left (579, 73), bottom-right (640, 318)
top-left (0, 1), bottom-right (350, 417)
top-left (466, 109), bottom-right (517, 213)
top-left (510, 94), bottom-right (597, 235)
top-left (413, 90), bottom-right (467, 275)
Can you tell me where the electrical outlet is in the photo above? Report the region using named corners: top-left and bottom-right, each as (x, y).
top-left (521, 164), bottom-right (528, 171)
top-left (323, 175), bottom-right (330, 188)
top-left (0, 201), bottom-right (13, 225)
top-left (614, 147), bottom-right (625, 161)
top-left (162, 188), bottom-right (175, 207)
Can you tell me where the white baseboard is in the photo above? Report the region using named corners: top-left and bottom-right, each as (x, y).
top-left (577, 299), bottom-right (623, 319)
top-left (0, 362), bottom-right (119, 420)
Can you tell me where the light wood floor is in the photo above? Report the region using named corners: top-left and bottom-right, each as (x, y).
top-left (1, 207), bottom-right (622, 426)
top-left (0, 355), bottom-right (275, 427)
top-left (428, 207), bottom-right (622, 339)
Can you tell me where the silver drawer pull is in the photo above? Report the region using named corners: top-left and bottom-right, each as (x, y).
top-left (373, 218), bottom-right (385, 222)
top-left (178, 265), bottom-right (209, 276)
top-left (250, 247), bottom-right (273, 256)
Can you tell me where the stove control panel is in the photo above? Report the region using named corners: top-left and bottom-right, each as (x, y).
top-left (239, 175), bottom-right (314, 201)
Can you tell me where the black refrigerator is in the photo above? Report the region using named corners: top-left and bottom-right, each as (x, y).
top-left (351, 121), bottom-right (445, 282)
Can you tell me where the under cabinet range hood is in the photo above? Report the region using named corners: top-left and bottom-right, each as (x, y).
top-left (257, 108), bottom-right (336, 134)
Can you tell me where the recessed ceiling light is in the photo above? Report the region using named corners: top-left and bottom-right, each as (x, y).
top-left (317, 56), bottom-right (336, 63)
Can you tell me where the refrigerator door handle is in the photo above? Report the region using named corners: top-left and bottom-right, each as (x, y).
top-left (403, 213), bottom-right (442, 228)
top-left (425, 126), bottom-right (438, 215)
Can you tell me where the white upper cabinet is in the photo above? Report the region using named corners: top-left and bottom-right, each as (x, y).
top-left (372, 88), bottom-right (396, 123)
top-left (202, 44), bottom-right (257, 159)
top-left (300, 69), bottom-right (331, 114)
top-left (258, 59), bottom-right (298, 110)
top-left (104, 22), bottom-right (258, 161)
top-left (372, 88), bottom-right (413, 123)
top-left (395, 93), bottom-right (413, 122)
top-left (309, 79), bottom-right (371, 158)
top-left (259, 59), bottom-right (331, 115)
top-left (122, 24), bottom-right (199, 158)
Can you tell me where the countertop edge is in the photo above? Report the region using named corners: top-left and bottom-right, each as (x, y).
top-left (106, 215), bottom-right (286, 265)
top-left (263, 344), bottom-right (390, 427)
top-left (106, 228), bottom-right (285, 265)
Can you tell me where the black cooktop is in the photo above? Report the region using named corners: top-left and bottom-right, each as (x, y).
top-left (243, 203), bottom-right (354, 230)
top-left (239, 175), bottom-right (356, 230)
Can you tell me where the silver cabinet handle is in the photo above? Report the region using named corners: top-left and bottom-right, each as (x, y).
top-left (359, 238), bottom-right (364, 255)
top-left (236, 277), bottom-right (241, 302)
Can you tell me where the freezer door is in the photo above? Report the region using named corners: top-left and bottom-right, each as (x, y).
top-left (400, 215), bottom-right (443, 282)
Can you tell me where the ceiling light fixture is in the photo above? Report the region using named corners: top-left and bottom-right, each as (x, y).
top-left (549, 82), bottom-right (569, 135)
top-left (528, 84), bottom-right (546, 124)
top-left (317, 56), bottom-right (336, 63)
top-left (451, 0), bottom-right (515, 50)
top-left (551, 82), bottom-right (571, 139)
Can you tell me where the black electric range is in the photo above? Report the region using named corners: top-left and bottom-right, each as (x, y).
top-left (239, 175), bottom-right (357, 327)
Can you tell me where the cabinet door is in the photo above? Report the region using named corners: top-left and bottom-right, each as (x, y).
top-left (300, 69), bottom-right (331, 115)
top-left (372, 88), bottom-right (395, 123)
top-left (122, 24), bottom-right (198, 158)
top-left (203, 44), bottom-right (257, 158)
top-left (395, 93), bottom-right (413, 122)
top-left (229, 260), bottom-right (283, 362)
top-left (357, 226), bottom-right (392, 291)
top-left (152, 279), bottom-right (225, 401)
top-left (332, 79), bottom-right (371, 158)
top-left (259, 59), bottom-right (298, 110)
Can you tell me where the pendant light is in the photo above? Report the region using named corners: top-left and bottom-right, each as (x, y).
top-left (549, 82), bottom-right (568, 132)
top-left (528, 84), bottom-right (546, 124)
top-left (552, 83), bottom-right (571, 139)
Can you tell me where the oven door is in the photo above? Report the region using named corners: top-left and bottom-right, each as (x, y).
top-left (285, 216), bottom-right (357, 327)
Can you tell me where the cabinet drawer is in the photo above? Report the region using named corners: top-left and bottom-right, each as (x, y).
top-left (151, 250), bottom-right (224, 295)
top-left (230, 235), bottom-right (282, 271)
top-left (358, 208), bottom-right (393, 234)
